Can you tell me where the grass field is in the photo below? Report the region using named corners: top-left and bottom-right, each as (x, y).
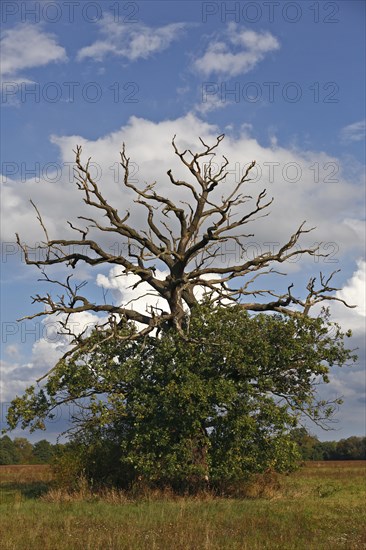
top-left (0, 461), bottom-right (365, 549)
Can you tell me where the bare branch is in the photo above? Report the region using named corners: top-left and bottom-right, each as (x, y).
top-left (15, 134), bottom-right (351, 348)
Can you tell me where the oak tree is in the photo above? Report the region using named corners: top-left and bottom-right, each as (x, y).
top-left (7, 135), bottom-right (356, 489)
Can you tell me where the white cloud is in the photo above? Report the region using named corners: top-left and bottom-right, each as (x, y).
top-left (341, 120), bottom-right (365, 143)
top-left (0, 311), bottom-right (106, 403)
top-left (194, 23), bottom-right (280, 77)
top-left (195, 91), bottom-right (232, 114)
top-left (326, 259), bottom-right (366, 335)
top-left (96, 266), bottom-right (169, 317)
top-left (4, 344), bottom-right (21, 359)
top-left (2, 113), bottom-right (364, 264)
top-left (336, 259), bottom-right (366, 318)
top-left (0, 24), bottom-right (67, 79)
top-left (96, 266), bottom-right (226, 322)
top-left (1, 359), bottom-right (29, 402)
top-left (77, 15), bottom-right (188, 62)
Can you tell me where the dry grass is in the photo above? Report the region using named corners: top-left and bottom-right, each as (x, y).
top-left (0, 464), bottom-right (53, 484)
top-left (0, 461), bottom-right (365, 549)
top-left (40, 469), bottom-right (283, 503)
top-left (0, 464), bottom-right (53, 503)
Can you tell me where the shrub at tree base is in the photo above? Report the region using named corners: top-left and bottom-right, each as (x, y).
top-left (8, 304), bottom-right (355, 493)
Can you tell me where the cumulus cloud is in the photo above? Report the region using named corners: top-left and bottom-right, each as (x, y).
top-left (0, 23), bottom-right (67, 79)
top-left (336, 259), bottom-right (366, 318)
top-left (96, 266), bottom-right (226, 324)
top-left (0, 311), bottom-right (106, 403)
top-left (96, 266), bottom-right (169, 317)
top-left (77, 15), bottom-right (188, 62)
top-left (194, 23), bottom-right (280, 77)
top-left (341, 120), bottom-right (366, 143)
top-left (324, 259), bottom-right (366, 335)
top-left (1, 359), bottom-right (32, 403)
top-left (2, 113), bottom-right (364, 267)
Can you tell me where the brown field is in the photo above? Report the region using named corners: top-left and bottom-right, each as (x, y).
top-left (0, 461), bottom-right (365, 549)
top-left (0, 464), bottom-right (53, 483)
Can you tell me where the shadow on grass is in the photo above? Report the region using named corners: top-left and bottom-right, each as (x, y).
top-left (1, 481), bottom-right (52, 499)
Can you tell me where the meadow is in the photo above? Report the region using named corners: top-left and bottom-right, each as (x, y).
top-left (0, 461), bottom-right (365, 549)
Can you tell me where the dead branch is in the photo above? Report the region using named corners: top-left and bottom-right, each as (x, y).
top-left (15, 134), bottom-right (354, 360)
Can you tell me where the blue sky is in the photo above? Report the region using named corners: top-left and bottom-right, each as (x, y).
top-left (1, 0), bottom-right (365, 442)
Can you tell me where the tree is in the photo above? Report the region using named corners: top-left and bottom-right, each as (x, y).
top-left (0, 435), bottom-right (19, 465)
top-left (290, 428), bottom-right (328, 460)
top-left (6, 135), bottom-right (356, 489)
top-left (33, 439), bottom-right (55, 464)
top-left (13, 437), bottom-right (34, 464)
top-left (335, 436), bottom-right (366, 460)
top-left (316, 440), bottom-right (337, 460)
top-left (8, 304), bottom-right (355, 490)
top-left (289, 431), bottom-right (366, 461)
top-left (290, 428), bottom-right (319, 460)
top-left (14, 135), bottom-right (352, 349)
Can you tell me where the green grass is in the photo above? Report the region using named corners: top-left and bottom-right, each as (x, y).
top-left (0, 462), bottom-right (365, 549)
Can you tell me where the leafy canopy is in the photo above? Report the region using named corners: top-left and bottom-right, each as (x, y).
top-left (7, 303), bottom-right (355, 490)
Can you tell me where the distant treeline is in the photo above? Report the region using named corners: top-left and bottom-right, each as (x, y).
top-left (0, 431), bottom-right (365, 465)
top-left (0, 436), bottom-right (63, 465)
top-left (290, 429), bottom-right (366, 461)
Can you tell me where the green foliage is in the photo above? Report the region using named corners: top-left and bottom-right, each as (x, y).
top-left (0, 436), bottom-right (62, 465)
top-left (291, 429), bottom-right (366, 461)
top-left (51, 442), bottom-right (86, 489)
top-left (0, 436), bottom-right (19, 465)
top-left (32, 440), bottom-right (55, 464)
top-left (13, 437), bottom-right (34, 464)
top-left (290, 428), bottom-right (324, 460)
top-left (6, 304), bottom-right (356, 491)
top-left (333, 436), bottom-right (366, 460)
